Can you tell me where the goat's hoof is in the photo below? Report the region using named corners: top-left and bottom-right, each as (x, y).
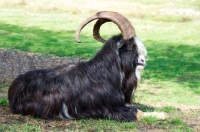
top-left (136, 109), bottom-right (144, 120)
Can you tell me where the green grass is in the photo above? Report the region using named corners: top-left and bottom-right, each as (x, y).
top-left (0, 0), bottom-right (200, 131)
top-left (0, 22), bottom-right (102, 58)
top-left (141, 116), bottom-right (158, 124)
top-left (139, 115), bottom-right (193, 131)
top-left (168, 117), bottom-right (193, 132)
top-left (144, 42), bottom-right (200, 88)
top-left (0, 126), bottom-right (6, 131)
top-left (75, 119), bottom-right (137, 131)
top-left (6, 123), bottom-right (42, 132)
top-left (0, 98), bottom-right (9, 107)
top-left (157, 106), bottom-right (177, 113)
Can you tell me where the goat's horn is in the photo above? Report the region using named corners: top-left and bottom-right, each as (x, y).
top-left (93, 18), bottom-right (110, 43)
top-left (75, 11), bottom-right (136, 43)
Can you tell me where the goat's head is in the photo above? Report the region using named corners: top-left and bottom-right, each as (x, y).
top-left (75, 11), bottom-right (147, 80)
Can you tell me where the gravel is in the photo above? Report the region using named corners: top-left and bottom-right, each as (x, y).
top-left (0, 48), bottom-right (80, 82)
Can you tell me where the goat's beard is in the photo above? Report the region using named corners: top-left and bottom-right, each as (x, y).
top-left (135, 66), bottom-right (142, 81)
top-left (136, 64), bottom-right (145, 70)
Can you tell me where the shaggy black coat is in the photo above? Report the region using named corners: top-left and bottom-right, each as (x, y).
top-left (8, 35), bottom-right (139, 122)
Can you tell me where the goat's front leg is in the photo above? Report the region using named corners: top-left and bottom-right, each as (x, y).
top-left (104, 106), bottom-right (138, 122)
top-left (106, 106), bottom-right (169, 122)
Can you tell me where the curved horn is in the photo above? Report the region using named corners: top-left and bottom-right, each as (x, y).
top-left (93, 18), bottom-right (110, 43)
top-left (75, 11), bottom-right (136, 43)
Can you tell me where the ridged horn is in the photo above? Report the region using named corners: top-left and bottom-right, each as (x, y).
top-left (93, 18), bottom-right (111, 43)
top-left (75, 11), bottom-right (136, 43)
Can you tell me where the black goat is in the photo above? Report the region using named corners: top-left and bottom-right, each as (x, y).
top-left (8, 11), bottom-right (147, 122)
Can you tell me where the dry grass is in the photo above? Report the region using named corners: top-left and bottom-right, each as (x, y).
top-left (1, 0), bottom-right (200, 17)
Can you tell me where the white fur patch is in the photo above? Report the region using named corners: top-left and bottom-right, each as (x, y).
top-left (134, 37), bottom-right (147, 81)
top-left (62, 103), bottom-right (75, 119)
top-left (134, 37), bottom-right (147, 56)
top-left (135, 67), bottom-right (141, 81)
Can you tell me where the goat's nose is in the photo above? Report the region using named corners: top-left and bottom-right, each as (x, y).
top-left (141, 59), bottom-right (145, 62)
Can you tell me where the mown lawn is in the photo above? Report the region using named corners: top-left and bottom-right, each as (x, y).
top-left (0, 0), bottom-right (200, 131)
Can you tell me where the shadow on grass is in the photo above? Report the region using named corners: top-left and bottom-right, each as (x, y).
top-left (0, 22), bottom-right (102, 58)
top-left (133, 103), bottom-right (155, 112)
top-left (144, 40), bottom-right (200, 94)
top-left (0, 22), bottom-right (199, 94)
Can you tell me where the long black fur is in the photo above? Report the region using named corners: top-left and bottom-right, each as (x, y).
top-left (8, 35), bottom-right (139, 122)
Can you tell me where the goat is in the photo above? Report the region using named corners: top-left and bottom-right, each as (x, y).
top-left (8, 11), bottom-right (148, 122)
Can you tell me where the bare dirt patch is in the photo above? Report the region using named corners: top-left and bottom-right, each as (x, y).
top-left (0, 105), bottom-right (78, 131)
top-left (0, 48), bottom-right (79, 80)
